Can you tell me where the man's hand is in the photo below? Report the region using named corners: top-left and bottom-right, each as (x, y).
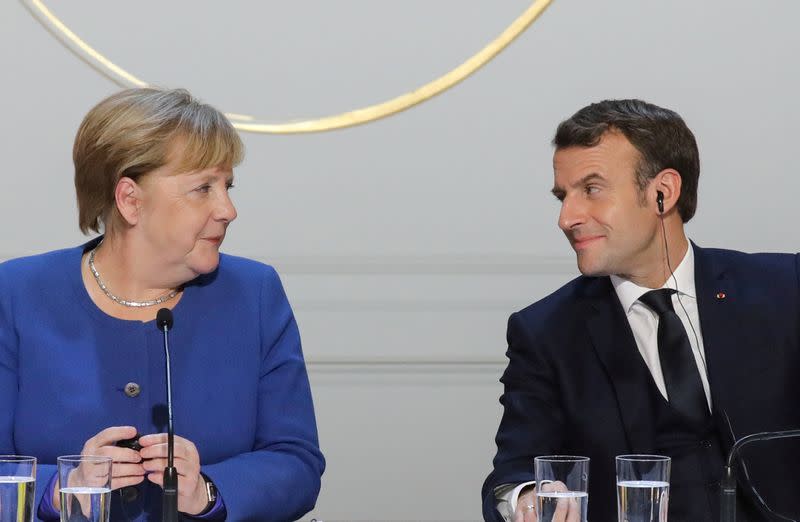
top-left (514, 485), bottom-right (537, 522)
top-left (515, 482), bottom-right (582, 522)
top-left (138, 433), bottom-right (209, 516)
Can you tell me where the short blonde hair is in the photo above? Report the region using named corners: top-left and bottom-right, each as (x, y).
top-left (74, 88), bottom-right (244, 234)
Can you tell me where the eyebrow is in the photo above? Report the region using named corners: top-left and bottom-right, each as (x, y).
top-left (188, 171), bottom-right (235, 184)
top-left (551, 172), bottom-right (605, 198)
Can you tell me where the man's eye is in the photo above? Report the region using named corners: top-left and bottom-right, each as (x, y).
top-left (585, 185), bottom-right (600, 195)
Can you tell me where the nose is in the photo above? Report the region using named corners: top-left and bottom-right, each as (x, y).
top-left (216, 190), bottom-right (238, 223)
top-left (558, 195), bottom-right (586, 232)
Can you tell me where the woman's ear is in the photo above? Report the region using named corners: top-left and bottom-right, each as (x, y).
top-left (114, 177), bottom-right (142, 226)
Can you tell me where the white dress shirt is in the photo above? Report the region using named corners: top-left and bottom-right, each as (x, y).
top-left (496, 243), bottom-right (710, 521)
top-left (609, 243), bottom-right (711, 409)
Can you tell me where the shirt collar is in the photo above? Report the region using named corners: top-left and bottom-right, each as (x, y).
top-left (611, 242), bottom-right (697, 314)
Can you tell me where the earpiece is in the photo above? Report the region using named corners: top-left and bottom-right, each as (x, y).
top-left (656, 191), bottom-right (664, 214)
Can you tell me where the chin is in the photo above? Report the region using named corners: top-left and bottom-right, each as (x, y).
top-left (578, 266), bottom-right (606, 277)
top-left (189, 253), bottom-right (221, 276)
top-left (576, 256), bottom-right (611, 277)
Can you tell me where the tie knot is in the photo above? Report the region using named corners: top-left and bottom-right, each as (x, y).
top-left (639, 288), bottom-right (677, 315)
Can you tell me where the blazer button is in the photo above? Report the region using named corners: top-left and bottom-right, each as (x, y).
top-left (121, 486), bottom-right (139, 502)
top-left (124, 382), bottom-right (141, 398)
top-left (700, 439), bottom-right (712, 448)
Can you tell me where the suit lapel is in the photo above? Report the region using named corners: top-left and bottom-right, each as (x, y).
top-left (583, 277), bottom-right (656, 453)
top-left (693, 244), bottom-right (749, 443)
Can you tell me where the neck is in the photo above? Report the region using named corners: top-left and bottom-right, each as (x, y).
top-left (624, 217), bottom-right (689, 289)
top-left (92, 233), bottom-right (185, 302)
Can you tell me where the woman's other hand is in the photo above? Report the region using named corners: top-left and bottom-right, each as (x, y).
top-left (139, 433), bottom-right (209, 516)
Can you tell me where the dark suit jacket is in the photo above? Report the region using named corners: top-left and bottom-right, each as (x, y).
top-left (482, 245), bottom-right (800, 522)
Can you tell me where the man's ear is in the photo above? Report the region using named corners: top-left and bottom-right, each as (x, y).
top-left (114, 177), bottom-right (143, 226)
top-left (651, 169), bottom-right (682, 215)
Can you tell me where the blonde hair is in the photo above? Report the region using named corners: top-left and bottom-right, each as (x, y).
top-left (74, 88), bottom-right (244, 234)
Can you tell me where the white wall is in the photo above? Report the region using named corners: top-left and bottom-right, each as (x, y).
top-left (1, 1), bottom-right (798, 520)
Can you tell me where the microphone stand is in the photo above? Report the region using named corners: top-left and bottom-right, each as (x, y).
top-left (157, 309), bottom-right (178, 522)
top-left (721, 429), bottom-right (800, 522)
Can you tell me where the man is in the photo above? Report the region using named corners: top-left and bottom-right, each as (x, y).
top-left (482, 99), bottom-right (800, 522)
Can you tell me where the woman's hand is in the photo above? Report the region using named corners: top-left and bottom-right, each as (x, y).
top-left (138, 433), bottom-right (209, 516)
top-left (53, 425), bottom-right (145, 511)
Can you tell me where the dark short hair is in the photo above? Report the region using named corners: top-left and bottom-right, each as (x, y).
top-left (553, 99), bottom-right (699, 222)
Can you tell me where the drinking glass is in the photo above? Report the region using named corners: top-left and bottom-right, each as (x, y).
top-left (0, 455), bottom-right (36, 522)
top-left (58, 455), bottom-right (112, 522)
top-left (616, 454), bottom-right (671, 522)
top-left (534, 455), bottom-right (589, 522)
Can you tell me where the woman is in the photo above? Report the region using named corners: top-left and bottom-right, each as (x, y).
top-left (0, 88), bottom-right (325, 521)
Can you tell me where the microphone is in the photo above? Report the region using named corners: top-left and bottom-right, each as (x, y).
top-left (156, 308), bottom-right (178, 522)
top-left (721, 428), bottom-right (800, 522)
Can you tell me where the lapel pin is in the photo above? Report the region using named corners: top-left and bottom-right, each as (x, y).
top-left (715, 292), bottom-right (726, 300)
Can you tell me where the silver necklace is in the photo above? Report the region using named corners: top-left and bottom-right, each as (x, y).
top-left (88, 245), bottom-right (179, 308)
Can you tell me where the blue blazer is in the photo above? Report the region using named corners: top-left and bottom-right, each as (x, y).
top-left (0, 239), bottom-right (325, 521)
top-left (482, 245), bottom-right (800, 522)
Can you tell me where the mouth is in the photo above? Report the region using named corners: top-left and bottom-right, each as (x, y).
top-left (201, 236), bottom-right (224, 245)
top-left (571, 235), bottom-right (604, 250)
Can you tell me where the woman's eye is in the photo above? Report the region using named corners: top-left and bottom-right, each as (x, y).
top-left (196, 185), bottom-right (211, 193)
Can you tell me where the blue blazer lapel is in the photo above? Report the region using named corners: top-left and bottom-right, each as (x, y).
top-left (583, 277), bottom-right (655, 453)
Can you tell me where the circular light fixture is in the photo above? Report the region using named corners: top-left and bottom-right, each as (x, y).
top-left (22, 0), bottom-right (553, 134)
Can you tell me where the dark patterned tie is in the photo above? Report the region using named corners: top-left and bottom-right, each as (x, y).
top-left (639, 289), bottom-right (710, 425)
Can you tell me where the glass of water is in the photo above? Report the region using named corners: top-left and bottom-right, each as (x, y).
top-left (0, 455), bottom-right (36, 522)
top-left (534, 455), bottom-right (590, 522)
top-left (616, 455), bottom-right (671, 522)
top-left (57, 455), bottom-right (112, 522)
